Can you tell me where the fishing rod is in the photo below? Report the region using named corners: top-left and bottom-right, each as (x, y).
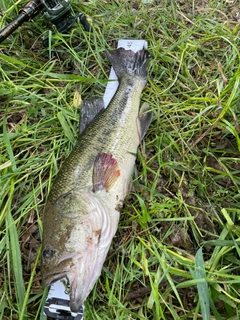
top-left (0, 0), bottom-right (91, 44)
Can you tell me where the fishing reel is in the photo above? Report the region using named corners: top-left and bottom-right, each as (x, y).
top-left (42, 0), bottom-right (91, 33)
top-left (0, 0), bottom-right (91, 44)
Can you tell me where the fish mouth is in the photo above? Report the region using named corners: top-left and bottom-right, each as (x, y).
top-left (41, 270), bottom-right (68, 287)
top-left (41, 253), bottom-right (75, 287)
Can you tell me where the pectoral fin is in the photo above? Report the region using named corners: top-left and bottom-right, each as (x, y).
top-left (138, 102), bottom-right (152, 140)
top-left (79, 97), bottom-right (105, 135)
top-left (93, 153), bottom-right (120, 192)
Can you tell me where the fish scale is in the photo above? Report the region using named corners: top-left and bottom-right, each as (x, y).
top-left (41, 47), bottom-right (152, 312)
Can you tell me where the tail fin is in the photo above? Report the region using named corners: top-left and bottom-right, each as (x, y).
top-left (106, 47), bottom-right (150, 84)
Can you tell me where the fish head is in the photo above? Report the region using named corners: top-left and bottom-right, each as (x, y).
top-left (41, 189), bottom-right (117, 312)
top-left (41, 190), bottom-right (83, 286)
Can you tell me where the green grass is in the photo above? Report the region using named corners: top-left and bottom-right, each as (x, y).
top-left (0, 0), bottom-right (240, 319)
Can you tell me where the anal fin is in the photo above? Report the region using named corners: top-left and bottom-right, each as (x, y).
top-left (138, 102), bottom-right (152, 140)
top-left (93, 153), bottom-right (120, 192)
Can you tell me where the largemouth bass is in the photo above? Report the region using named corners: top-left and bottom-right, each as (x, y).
top-left (41, 47), bottom-right (152, 312)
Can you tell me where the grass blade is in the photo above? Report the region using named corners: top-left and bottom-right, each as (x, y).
top-left (195, 247), bottom-right (210, 320)
top-left (5, 180), bottom-right (26, 317)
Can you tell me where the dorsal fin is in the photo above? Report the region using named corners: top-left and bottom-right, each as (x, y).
top-left (79, 97), bottom-right (105, 135)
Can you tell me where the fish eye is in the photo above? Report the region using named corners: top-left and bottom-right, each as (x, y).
top-left (42, 247), bottom-right (56, 259)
